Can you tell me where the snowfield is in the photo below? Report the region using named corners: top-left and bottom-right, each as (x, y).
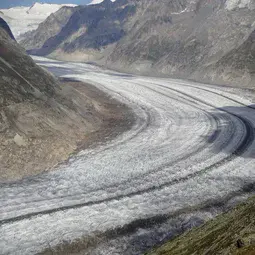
top-left (1, 57), bottom-right (255, 254)
top-left (0, 3), bottom-right (76, 40)
top-left (89, 0), bottom-right (116, 5)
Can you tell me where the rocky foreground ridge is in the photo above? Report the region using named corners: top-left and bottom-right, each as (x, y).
top-left (0, 17), bottom-right (130, 181)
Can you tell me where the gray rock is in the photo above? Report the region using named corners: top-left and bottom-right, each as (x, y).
top-left (19, 6), bottom-right (78, 50)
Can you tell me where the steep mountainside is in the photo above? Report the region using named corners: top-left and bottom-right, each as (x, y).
top-left (0, 17), bottom-right (57, 107)
top-left (22, 0), bottom-right (255, 86)
top-left (20, 6), bottom-right (79, 50)
top-left (0, 17), bottom-right (128, 182)
top-left (28, 0), bottom-right (136, 61)
top-left (0, 2), bottom-right (77, 40)
top-left (0, 17), bottom-right (15, 40)
top-left (107, 0), bottom-right (255, 86)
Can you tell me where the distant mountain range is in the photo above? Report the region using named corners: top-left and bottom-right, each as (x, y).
top-left (20, 0), bottom-right (255, 87)
top-left (89, 0), bottom-right (116, 4)
top-left (0, 2), bottom-right (77, 40)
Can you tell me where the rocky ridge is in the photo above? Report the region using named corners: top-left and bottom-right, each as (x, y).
top-left (0, 17), bottom-right (131, 182)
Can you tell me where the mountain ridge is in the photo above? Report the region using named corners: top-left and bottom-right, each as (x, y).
top-left (0, 17), bottom-right (130, 181)
top-left (20, 0), bottom-right (255, 87)
top-left (0, 2), bottom-right (77, 40)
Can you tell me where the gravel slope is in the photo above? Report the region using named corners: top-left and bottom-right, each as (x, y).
top-left (1, 57), bottom-right (255, 255)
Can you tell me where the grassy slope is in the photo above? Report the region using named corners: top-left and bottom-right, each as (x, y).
top-left (146, 197), bottom-right (255, 255)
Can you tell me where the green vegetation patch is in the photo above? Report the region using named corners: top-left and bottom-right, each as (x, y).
top-left (146, 197), bottom-right (255, 255)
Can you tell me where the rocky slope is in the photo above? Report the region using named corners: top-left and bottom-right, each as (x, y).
top-left (26, 0), bottom-right (136, 61)
top-left (20, 5), bottom-right (79, 51)
top-left (21, 0), bottom-right (255, 87)
top-left (0, 17), bottom-right (131, 182)
top-left (107, 0), bottom-right (255, 86)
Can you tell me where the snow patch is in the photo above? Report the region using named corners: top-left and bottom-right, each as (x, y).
top-left (225, 0), bottom-right (255, 10)
top-left (171, 8), bottom-right (188, 15)
top-left (88, 0), bottom-right (116, 5)
top-left (0, 2), bottom-right (76, 40)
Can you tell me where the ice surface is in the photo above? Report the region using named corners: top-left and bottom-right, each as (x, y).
top-left (1, 56), bottom-right (255, 254)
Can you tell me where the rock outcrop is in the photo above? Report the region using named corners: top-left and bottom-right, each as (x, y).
top-left (107, 0), bottom-right (255, 86)
top-left (0, 17), bottom-right (15, 40)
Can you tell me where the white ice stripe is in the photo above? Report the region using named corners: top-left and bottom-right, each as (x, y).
top-left (1, 57), bottom-right (255, 255)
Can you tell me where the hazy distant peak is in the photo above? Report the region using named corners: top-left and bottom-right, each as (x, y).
top-left (27, 2), bottom-right (77, 14)
top-left (89, 0), bottom-right (116, 5)
top-left (0, 2), bottom-right (77, 39)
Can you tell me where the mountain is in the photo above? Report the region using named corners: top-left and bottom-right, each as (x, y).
top-left (0, 16), bottom-right (15, 40)
top-left (0, 16), bottom-right (57, 108)
top-left (25, 0), bottom-right (136, 60)
top-left (0, 2), bottom-right (77, 40)
top-left (89, 0), bottom-right (116, 5)
top-left (89, 0), bottom-right (105, 4)
top-left (106, 0), bottom-right (255, 86)
top-left (147, 196), bottom-right (255, 255)
top-left (0, 17), bottom-right (113, 181)
top-left (21, 0), bottom-right (255, 87)
top-left (20, 5), bottom-right (79, 51)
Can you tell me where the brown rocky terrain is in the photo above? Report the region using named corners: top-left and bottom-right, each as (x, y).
top-left (0, 17), bottom-right (133, 182)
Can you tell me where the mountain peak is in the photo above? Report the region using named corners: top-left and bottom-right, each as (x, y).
top-left (89, 0), bottom-right (116, 5)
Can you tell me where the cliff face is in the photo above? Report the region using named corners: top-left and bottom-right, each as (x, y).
top-left (21, 0), bottom-right (255, 87)
top-left (203, 28), bottom-right (255, 86)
